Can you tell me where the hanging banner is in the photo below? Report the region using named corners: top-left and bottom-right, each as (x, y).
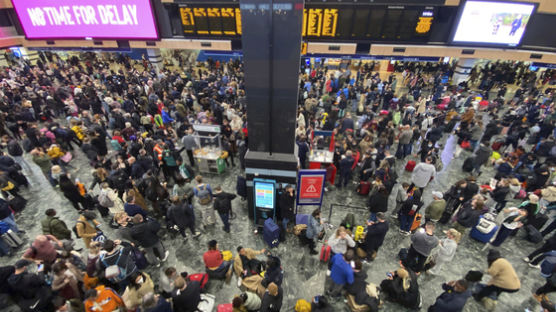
top-left (297, 169), bottom-right (326, 206)
top-left (12, 0), bottom-right (159, 40)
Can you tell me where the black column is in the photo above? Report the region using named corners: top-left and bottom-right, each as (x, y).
top-left (240, 0), bottom-right (303, 219)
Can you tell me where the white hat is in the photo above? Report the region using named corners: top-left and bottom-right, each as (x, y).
top-left (432, 191), bottom-right (443, 199)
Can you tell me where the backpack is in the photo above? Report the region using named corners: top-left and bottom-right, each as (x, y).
top-left (196, 185), bottom-right (211, 205)
top-left (72, 221), bottom-right (84, 237)
top-left (7, 141), bottom-right (23, 156)
top-left (101, 249), bottom-right (128, 283)
top-left (98, 192), bottom-right (114, 208)
top-left (540, 251), bottom-right (556, 278)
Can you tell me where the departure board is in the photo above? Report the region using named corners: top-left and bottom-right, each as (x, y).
top-left (176, 4), bottom-right (435, 42)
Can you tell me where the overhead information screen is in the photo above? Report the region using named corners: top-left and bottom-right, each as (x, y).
top-left (451, 1), bottom-right (536, 47)
top-left (177, 4), bottom-right (435, 41)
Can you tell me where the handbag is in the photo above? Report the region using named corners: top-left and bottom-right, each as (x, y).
top-left (60, 152), bottom-right (73, 163)
top-left (460, 141), bottom-right (470, 149)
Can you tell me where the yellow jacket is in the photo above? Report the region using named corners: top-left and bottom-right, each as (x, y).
top-left (71, 125), bottom-right (85, 141)
top-left (47, 145), bottom-right (65, 159)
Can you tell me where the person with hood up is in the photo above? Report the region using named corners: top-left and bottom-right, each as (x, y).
top-left (428, 279), bottom-right (472, 312)
top-left (473, 249), bottom-right (520, 301)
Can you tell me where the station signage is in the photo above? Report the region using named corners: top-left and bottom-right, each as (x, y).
top-left (12, 0), bottom-right (158, 40)
top-left (297, 169), bottom-right (326, 206)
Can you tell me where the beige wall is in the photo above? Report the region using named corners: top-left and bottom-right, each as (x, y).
top-left (307, 43), bottom-right (356, 55)
top-left (370, 44), bottom-right (556, 63)
top-left (130, 39), bottom-right (231, 51)
top-left (0, 0), bottom-right (12, 9)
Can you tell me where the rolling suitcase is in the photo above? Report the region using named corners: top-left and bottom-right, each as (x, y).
top-left (357, 181), bottom-right (371, 195)
top-left (405, 160), bottom-right (416, 172)
top-left (2, 229), bottom-right (23, 248)
top-left (8, 195), bottom-right (27, 213)
top-left (320, 244), bottom-right (331, 262)
top-left (410, 213), bottom-right (422, 231)
top-left (296, 214), bottom-right (309, 225)
top-left (470, 214), bottom-right (498, 243)
top-left (263, 218), bottom-right (280, 248)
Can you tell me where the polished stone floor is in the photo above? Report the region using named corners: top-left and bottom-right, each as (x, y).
top-left (0, 125), bottom-right (551, 312)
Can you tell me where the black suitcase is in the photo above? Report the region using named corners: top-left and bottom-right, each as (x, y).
top-left (8, 195), bottom-right (27, 212)
top-left (236, 176), bottom-right (247, 199)
top-left (462, 157), bottom-right (474, 172)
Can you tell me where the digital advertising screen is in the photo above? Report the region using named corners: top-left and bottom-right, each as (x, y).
top-left (11, 0), bottom-right (159, 40)
top-left (452, 0), bottom-right (535, 47)
top-left (254, 180), bottom-right (275, 209)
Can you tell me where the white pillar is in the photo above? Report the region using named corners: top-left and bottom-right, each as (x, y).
top-left (19, 48), bottom-right (40, 65)
top-left (147, 48), bottom-right (162, 75)
top-left (452, 58), bottom-right (476, 86)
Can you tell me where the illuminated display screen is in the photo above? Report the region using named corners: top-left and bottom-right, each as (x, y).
top-left (177, 4), bottom-right (435, 41)
top-left (254, 181), bottom-right (275, 209)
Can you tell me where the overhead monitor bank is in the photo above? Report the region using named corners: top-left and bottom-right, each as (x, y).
top-left (11, 0), bottom-right (159, 40)
top-left (451, 1), bottom-right (536, 47)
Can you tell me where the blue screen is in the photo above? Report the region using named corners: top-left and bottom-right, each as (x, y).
top-left (255, 182), bottom-right (274, 209)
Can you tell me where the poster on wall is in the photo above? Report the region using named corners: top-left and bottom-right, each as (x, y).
top-left (11, 0), bottom-right (159, 40)
top-left (451, 1), bottom-right (536, 47)
top-left (297, 169), bottom-right (326, 206)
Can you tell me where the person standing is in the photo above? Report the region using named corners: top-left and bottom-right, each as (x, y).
top-left (306, 209), bottom-right (324, 255)
top-left (166, 197), bottom-right (201, 240)
top-left (406, 222), bottom-right (439, 273)
top-left (0, 197), bottom-right (21, 234)
top-left (213, 185), bottom-right (236, 233)
top-left (428, 280), bottom-right (472, 312)
top-left (279, 185), bottom-right (295, 233)
top-left (193, 175), bottom-right (214, 228)
top-left (361, 212), bottom-right (389, 261)
top-left (337, 150), bottom-right (355, 188)
top-left (41, 209), bottom-right (71, 240)
top-left (130, 214), bottom-right (169, 267)
top-left (397, 125), bottom-right (413, 159)
top-left (327, 250), bottom-right (354, 299)
top-left (410, 156), bottom-right (436, 192)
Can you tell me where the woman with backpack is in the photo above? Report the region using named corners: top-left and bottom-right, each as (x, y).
top-left (193, 175), bottom-right (214, 228)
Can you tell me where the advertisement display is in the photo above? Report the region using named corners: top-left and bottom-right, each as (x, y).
top-left (451, 1), bottom-right (535, 47)
top-left (12, 0), bottom-right (158, 40)
top-left (297, 169), bottom-right (326, 206)
top-left (254, 180), bottom-right (275, 209)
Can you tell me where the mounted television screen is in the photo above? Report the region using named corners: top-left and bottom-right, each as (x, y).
top-left (452, 0), bottom-right (535, 47)
top-left (11, 0), bottom-right (158, 40)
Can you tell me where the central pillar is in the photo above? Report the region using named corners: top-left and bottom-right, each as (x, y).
top-left (240, 0), bottom-right (304, 222)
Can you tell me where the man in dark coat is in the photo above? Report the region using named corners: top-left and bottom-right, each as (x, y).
top-left (172, 276), bottom-right (201, 312)
top-left (213, 186), bottom-right (236, 233)
top-left (280, 185), bottom-right (295, 233)
top-left (473, 141), bottom-right (492, 175)
top-left (167, 198), bottom-right (200, 239)
top-left (428, 280), bottom-right (472, 312)
top-left (337, 150), bottom-right (355, 188)
top-left (362, 212), bottom-right (389, 260)
top-left (7, 260), bottom-right (54, 311)
top-left (130, 214), bottom-right (168, 266)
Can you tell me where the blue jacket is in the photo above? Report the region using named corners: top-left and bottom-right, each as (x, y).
top-left (330, 253), bottom-right (354, 285)
top-left (161, 110), bottom-right (174, 124)
top-left (429, 284), bottom-right (471, 312)
top-left (125, 203), bottom-right (148, 218)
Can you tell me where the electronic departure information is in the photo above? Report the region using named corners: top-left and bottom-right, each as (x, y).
top-left (178, 5), bottom-right (435, 41)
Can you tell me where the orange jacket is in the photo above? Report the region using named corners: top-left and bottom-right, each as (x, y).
top-left (84, 285), bottom-right (124, 312)
top-left (153, 144), bottom-right (163, 160)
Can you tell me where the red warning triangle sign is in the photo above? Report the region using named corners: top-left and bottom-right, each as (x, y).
top-left (306, 184), bottom-right (317, 193)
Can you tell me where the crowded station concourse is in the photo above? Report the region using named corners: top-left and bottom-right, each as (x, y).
top-left (1, 49), bottom-right (556, 312)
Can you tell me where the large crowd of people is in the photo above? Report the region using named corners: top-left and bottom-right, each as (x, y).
top-left (0, 50), bottom-right (555, 312)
